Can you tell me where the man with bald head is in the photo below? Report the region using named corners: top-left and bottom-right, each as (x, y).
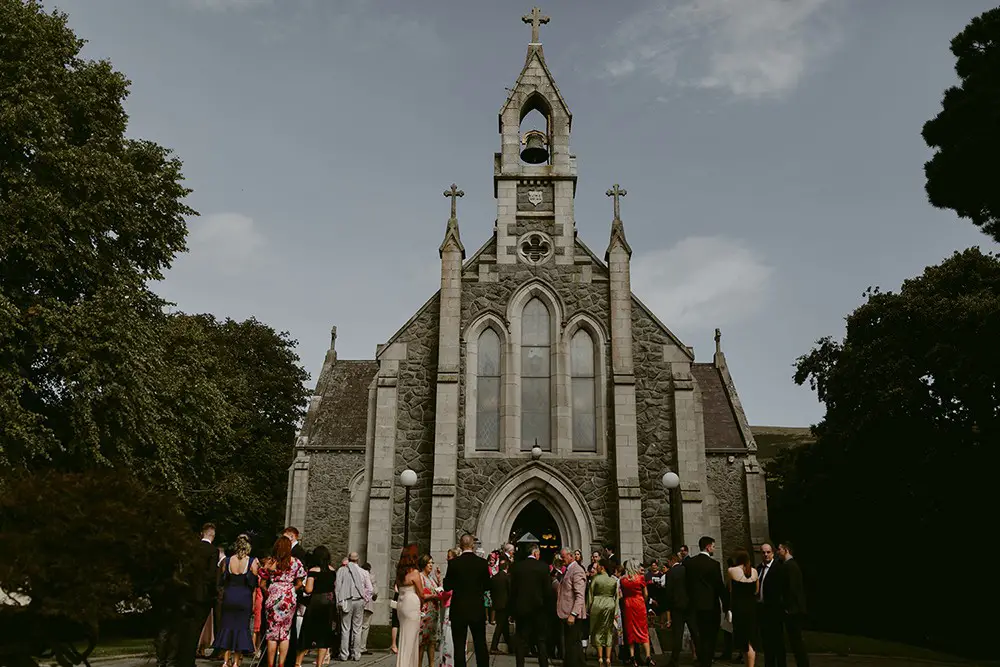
top-left (336, 551), bottom-right (371, 661)
top-left (445, 534), bottom-right (491, 667)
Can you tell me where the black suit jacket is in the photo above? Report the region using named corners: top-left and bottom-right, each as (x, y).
top-left (684, 553), bottom-right (729, 613)
top-left (291, 542), bottom-right (309, 568)
top-left (509, 557), bottom-right (552, 618)
top-left (185, 539), bottom-right (220, 607)
top-left (782, 558), bottom-right (807, 616)
top-left (490, 570), bottom-right (511, 610)
top-left (444, 552), bottom-right (491, 623)
top-left (664, 563), bottom-right (690, 612)
top-left (757, 559), bottom-right (785, 609)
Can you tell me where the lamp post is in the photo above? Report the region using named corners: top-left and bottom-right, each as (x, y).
top-left (661, 471), bottom-right (682, 553)
top-left (531, 442), bottom-right (543, 460)
top-left (400, 469), bottom-right (417, 546)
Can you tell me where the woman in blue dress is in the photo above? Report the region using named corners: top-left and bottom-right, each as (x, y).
top-left (214, 534), bottom-right (259, 667)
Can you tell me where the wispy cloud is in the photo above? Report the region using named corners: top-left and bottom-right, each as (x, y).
top-left (631, 236), bottom-right (773, 329)
top-left (602, 0), bottom-right (840, 100)
top-left (179, 212), bottom-right (269, 276)
top-left (186, 0), bottom-right (270, 11)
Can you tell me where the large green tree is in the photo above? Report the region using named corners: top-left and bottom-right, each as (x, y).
top-left (922, 7), bottom-right (1000, 242)
top-left (0, 1), bottom-right (309, 536)
top-left (771, 248), bottom-right (997, 657)
top-left (161, 313), bottom-right (310, 540)
top-left (0, 0), bottom-right (194, 474)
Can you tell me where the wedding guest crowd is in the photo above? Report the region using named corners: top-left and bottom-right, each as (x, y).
top-left (155, 524), bottom-right (809, 667)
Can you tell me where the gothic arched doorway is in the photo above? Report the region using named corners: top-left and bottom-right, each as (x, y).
top-left (509, 499), bottom-right (561, 565)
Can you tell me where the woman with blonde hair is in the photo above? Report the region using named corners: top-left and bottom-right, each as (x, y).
top-left (214, 534), bottom-right (259, 667)
top-left (619, 560), bottom-right (652, 666)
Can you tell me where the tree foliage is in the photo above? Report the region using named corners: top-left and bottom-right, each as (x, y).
top-left (0, 0), bottom-right (193, 472)
top-left (0, 1), bottom-right (309, 544)
top-left (770, 248), bottom-right (998, 657)
top-left (922, 7), bottom-right (1000, 242)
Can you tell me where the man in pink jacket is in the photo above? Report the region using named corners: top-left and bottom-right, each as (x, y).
top-left (556, 548), bottom-right (588, 667)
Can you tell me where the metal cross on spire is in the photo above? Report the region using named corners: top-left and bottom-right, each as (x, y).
top-left (522, 6), bottom-right (550, 44)
top-left (606, 184), bottom-right (627, 220)
top-left (444, 183), bottom-right (464, 219)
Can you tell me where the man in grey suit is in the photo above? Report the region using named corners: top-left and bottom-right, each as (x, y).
top-left (556, 548), bottom-right (587, 667)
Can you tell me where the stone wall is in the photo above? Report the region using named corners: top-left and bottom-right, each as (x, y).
top-left (632, 305), bottom-right (677, 563)
top-left (706, 453), bottom-right (751, 562)
top-left (304, 450), bottom-right (366, 553)
top-left (454, 458), bottom-right (616, 550)
top-left (389, 297), bottom-right (440, 555)
top-left (457, 247), bottom-right (617, 548)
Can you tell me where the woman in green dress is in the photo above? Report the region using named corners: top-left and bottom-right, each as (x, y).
top-left (588, 559), bottom-right (619, 667)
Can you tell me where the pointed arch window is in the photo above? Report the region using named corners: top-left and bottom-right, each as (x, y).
top-left (521, 298), bottom-right (551, 451)
top-left (476, 328), bottom-right (502, 451)
top-left (571, 330), bottom-right (597, 452)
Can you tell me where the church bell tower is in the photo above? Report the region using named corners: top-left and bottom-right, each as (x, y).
top-left (495, 6), bottom-right (577, 265)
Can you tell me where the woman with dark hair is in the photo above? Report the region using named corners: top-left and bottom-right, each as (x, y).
top-left (727, 550), bottom-right (760, 667)
top-left (417, 554), bottom-right (441, 667)
top-left (296, 546), bottom-right (337, 667)
top-left (396, 549), bottom-right (436, 667)
top-left (588, 559), bottom-right (618, 667)
top-left (391, 544), bottom-right (419, 654)
top-left (214, 534), bottom-right (259, 667)
top-left (259, 536), bottom-right (306, 667)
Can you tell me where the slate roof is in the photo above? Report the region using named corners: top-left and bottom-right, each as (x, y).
top-left (691, 363), bottom-right (747, 450)
top-left (306, 360), bottom-right (378, 450)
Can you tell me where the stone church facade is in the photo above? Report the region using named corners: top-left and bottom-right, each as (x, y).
top-left (286, 10), bottom-right (769, 624)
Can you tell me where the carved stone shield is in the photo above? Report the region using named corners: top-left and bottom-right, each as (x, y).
top-left (527, 189), bottom-right (544, 207)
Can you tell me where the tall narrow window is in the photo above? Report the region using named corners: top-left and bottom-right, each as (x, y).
top-left (571, 330), bottom-right (597, 452)
top-left (521, 298), bottom-right (551, 451)
top-left (476, 329), bottom-right (502, 451)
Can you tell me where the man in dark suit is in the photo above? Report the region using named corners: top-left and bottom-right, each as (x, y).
top-left (509, 544), bottom-right (551, 667)
top-left (777, 542), bottom-right (809, 667)
top-left (757, 543), bottom-right (787, 667)
top-left (664, 555), bottom-right (699, 667)
top-left (444, 534), bottom-right (491, 667)
top-left (685, 536), bottom-right (729, 667)
top-left (490, 558), bottom-right (512, 653)
top-left (177, 523), bottom-right (220, 667)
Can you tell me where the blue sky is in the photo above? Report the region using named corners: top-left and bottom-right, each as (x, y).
top-left (51, 0), bottom-right (996, 426)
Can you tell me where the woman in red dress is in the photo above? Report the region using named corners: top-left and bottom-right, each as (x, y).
top-left (619, 561), bottom-right (652, 666)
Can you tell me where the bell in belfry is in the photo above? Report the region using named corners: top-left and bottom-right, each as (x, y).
top-left (520, 129), bottom-right (549, 164)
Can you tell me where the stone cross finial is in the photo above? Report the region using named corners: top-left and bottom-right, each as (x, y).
top-left (715, 328), bottom-right (722, 354)
top-left (522, 6), bottom-right (550, 44)
top-left (606, 184), bottom-right (627, 220)
top-left (444, 183), bottom-right (464, 219)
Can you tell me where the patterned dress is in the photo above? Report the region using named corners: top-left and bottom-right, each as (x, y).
top-left (259, 558), bottom-right (306, 641)
top-left (419, 572), bottom-right (440, 649)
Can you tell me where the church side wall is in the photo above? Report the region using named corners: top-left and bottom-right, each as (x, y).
top-left (706, 453), bottom-right (751, 562)
top-left (303, 450), bottom-right (366, 554)
top-left (389, 297), bottom-right (440, 556)
top-left (632, 307), bottom-right (677, 563)
top-left (457, 257), bottom-right (617, 550)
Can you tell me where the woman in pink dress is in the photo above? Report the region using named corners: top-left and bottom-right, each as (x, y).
top-left (258, 536), bottom-right (306, 667)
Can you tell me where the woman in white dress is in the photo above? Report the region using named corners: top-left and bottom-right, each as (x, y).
top-left (396, 551), bottom-right (436, 667)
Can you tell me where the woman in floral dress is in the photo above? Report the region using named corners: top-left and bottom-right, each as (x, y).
top-left (258, 536), bottom-right (306, 667)
top-left (418, 555), bottom-right (441, 667)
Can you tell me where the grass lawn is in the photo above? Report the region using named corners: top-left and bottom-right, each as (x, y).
top-left (90, 637), bottom-right (154, 659)
top-left (652, 627), bottom-right (972, 663)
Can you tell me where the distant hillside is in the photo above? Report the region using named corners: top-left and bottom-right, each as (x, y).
top-left (750, 425), bottom-right (815, 460)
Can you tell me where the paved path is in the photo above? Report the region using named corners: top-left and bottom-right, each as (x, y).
top-left (91, 650), bottom-right (978, 667)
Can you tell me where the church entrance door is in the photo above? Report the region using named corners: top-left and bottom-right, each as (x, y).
top-left (509, 499), bottom-right (561, 565)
